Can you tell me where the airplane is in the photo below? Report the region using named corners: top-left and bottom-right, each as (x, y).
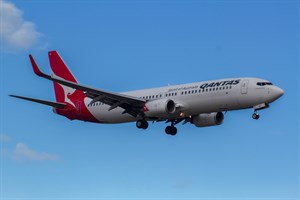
top-left (10, 51), bottom-right (284, 135)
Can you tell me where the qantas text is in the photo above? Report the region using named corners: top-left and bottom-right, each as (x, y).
top-left (199, 79), bottom-right (241, 89)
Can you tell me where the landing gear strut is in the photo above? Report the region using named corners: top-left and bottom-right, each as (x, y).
top-left (136, 119), bottom-right (149, 129)
top-left (252, 103), bottom-right (269, 120)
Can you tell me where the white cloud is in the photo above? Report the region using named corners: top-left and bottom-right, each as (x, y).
top-left (0, 133), bottom-right (11, 142)
top-left (12, 142), bottom-right (58, 161)
top-left (0, 0), bottom-right (42, 51)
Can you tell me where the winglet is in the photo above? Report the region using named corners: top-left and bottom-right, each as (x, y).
top-left (29, 54), bottom-right (45, 77)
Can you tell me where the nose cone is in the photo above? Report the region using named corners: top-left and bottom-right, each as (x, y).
top-left (272, 86), bottom-right (284, 100)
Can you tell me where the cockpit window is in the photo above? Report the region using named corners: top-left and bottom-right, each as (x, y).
top-left (257, 82), bottom-right (273, 86)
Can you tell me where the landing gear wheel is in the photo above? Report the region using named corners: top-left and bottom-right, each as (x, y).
top-left (165, 126), bottom-right (177, 136)
top-left (252, 113), bottom-right (260, 120)
top-left (136, 120), bottom-right (149, 129)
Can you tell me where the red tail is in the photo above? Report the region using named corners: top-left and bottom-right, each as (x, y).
top-left (48, 51), bottom-right (97, 122)
top-left (48, 51), bottom-right (79, 103)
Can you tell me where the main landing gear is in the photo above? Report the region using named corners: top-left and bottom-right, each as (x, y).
top-left (136, 119), bottom-right (178, 136)
top-left (165, 120), bottom-right (179, 136)
top-left (165, 125), bottom-right (177, 136)
top-left (136, 119), bottom-right (149, 129)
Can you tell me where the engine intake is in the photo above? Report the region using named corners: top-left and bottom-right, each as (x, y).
top-left (192, 112), bottom-right (224, 127)
top-left (145, 99), bottom-right (176, 117)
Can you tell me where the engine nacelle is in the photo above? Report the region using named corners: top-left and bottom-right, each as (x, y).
top-left (192, 112), bottom-right (224, 127)
top-left (145, 99), bottom-right (176, 117)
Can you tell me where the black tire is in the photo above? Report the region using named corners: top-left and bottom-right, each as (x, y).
top-left (252, 113), bottom-right (259, 120)
top-left (136, 120), bottom-right (143, 128)
top-left (165, 126), bottom-right (177, 135)
top-left (165, 126), bottom-right (172, 134)
top-left (136, 120), bottom-right (148, 129)
top-left (170, 126), bottom-right (177, 136)
top-left (142, 121), bottom-right (149, 129)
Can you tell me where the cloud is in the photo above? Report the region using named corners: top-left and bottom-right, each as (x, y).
top-left (12, 142), bottom-right (58, 161)
top-left (0, 134), bottom-right (11, 142)
top-left (0, 0), bottom-right (42, 51)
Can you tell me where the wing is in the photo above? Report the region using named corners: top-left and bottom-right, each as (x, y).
top-left (29, 55), bottom-right (146, 117)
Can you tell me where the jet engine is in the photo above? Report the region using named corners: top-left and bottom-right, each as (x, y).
top-left (192, 112), bottom-right (224, 127)
top-left (145, 99), bottom-right (176, 117)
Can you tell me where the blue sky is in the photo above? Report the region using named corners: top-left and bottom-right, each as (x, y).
top-left (0, 0), bottom-right (299, 199)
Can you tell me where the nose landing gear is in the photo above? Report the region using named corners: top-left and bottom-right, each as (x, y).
top-left (252, 112), bottom-right (260, 120)
top-left (252, 103), bottom-right (269, 120)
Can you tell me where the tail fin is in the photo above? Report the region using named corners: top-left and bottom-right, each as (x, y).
top-left (48, 51), bottom-right (79, 103)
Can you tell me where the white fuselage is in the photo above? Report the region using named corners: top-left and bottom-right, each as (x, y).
top-left (85, 77), bottom-right (284, 124)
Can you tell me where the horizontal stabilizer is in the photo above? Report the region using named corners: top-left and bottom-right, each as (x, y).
top-left (9, 95), bottom-right (66, 109)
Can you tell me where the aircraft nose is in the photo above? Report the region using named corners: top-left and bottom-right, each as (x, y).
top-left (272, 86), bottom-right (284, 100)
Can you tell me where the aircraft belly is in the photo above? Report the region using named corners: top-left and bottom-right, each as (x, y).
top-left (97, 107), bottom-right (136, 123)
top-left (85, 100), bottom-right (135, 124)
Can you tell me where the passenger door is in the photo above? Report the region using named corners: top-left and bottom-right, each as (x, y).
top-left (241, 80), bottom-right (249, 94)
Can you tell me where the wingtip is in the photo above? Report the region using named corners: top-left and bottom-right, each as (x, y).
top-left (9, 95), bottom-right (22, 99)
top-left (29, 54), bottom-right (44, 76)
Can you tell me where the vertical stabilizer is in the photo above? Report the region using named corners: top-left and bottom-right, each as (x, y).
top-left (48, 51), bottom-right (79, 103)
